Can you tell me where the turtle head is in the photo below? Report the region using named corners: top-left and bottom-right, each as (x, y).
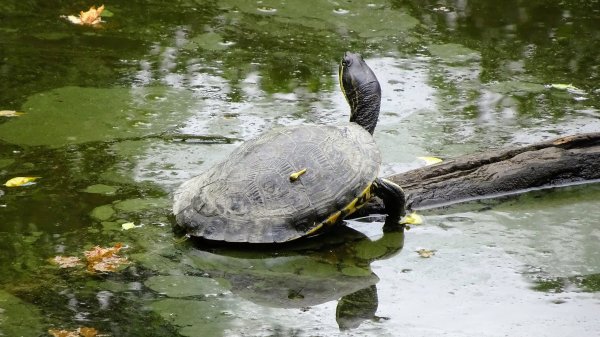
top-left (339, 52), bottom-right (381, 134)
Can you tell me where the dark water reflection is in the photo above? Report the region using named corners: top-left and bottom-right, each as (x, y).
top-left (184, 220), bottom-right (405, 331)
top-left (1, 0), bottom-right (599, 336)
top-left (396, 0), bottom-right (600, 88)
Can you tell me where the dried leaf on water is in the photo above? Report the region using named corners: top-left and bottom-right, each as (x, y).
top-left (84, 243), bottom-right (128, 273)
top-left (48, 329), bottom-right (79, 337)
top-left (51, 256), bottom-right (83, 268)
top-left (63, 5), bottom-right (105, 26)
top-left (0, 110), bottom-right (25, 117)
top-left (4, 176), bottom-right (40, 187)
top-left (78, 327), bottom-right (99, 337)
top-left (49, 243), bottom-right (128, 273)
top-left (416, 248), bottom-right (436, 258)
top-left (48, 327), bottom-right (99, 337)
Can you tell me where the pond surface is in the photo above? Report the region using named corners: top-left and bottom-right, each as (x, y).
top-left (1, 0), bottom-right (600, 336)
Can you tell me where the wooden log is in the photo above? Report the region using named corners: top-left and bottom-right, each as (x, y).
top-left (362, 132), bottom-right (600, 214)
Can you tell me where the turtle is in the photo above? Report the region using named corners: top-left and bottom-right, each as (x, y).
top-left (172, 51), bottom-right (406, 243)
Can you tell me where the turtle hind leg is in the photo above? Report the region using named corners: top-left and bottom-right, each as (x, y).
top-left (372, 178), bottom-right (406, 221)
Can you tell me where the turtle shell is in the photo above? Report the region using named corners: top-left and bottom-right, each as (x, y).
top-left (173, 123), bottom-right (380, 243)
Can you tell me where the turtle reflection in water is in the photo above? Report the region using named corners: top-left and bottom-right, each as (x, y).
top-left (186, 219), bottom-right (406, 330)
top-left (173, 52), bottom-right (407, 243)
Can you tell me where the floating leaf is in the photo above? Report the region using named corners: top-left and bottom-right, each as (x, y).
top-left (4, 176), bottom-right (40, 187)
top-left (78, 327), bottom-right (99, 337)
top-left (416, 248), bottom-right (436, 258)
top-left (547, 83), bottom-right (586, 95)
top-left (0, 110), bottom-right (25, 117)
top-left (49, 244), bottom-right (128, 273)
top-left (91, 255), bottom-right (129, 273)
top-left (80, 5), bottom-right (104, 24)
top-left (63, 5), bottom-right (105, 26)
top-left (401, 212), bottom-right (423, 225)
top-left (418, 156), bottom-right (443, 165)
top-left (548, 83), bottom-right (578, 91)
top-left (84, 243), bottom-right (128, 273)
top-left (51, 256), bottom-right (83, 268)
top-left (121, 222), bottom-right (136, 230)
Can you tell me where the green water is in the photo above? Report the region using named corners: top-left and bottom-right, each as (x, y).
top-left (1, 1), bottom-right (599, 336)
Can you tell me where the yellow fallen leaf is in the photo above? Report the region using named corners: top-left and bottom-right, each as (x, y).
top-left (51, 256), bottom-right (83, 268)
top-left (4, 176), bottom-right (40, 187)
top-left (418, 156), bottom-right (443, 165)
top-left (549, 83), bottom-right (578, 91)
top-left (63, 5), bottom-right (105, 26)
top-left (80, 4), bottom-right (104, 24)
top-left (401, 212), bottom-right (423, 225)
top-left (0, 110), bottom-right (25, 117)
top-left (121, 222), bottom-right (136, 230)
top-left (548, 83), bottom-right (586, 95)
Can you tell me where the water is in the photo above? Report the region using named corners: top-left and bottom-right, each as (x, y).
top-left (1, 1), bottom-right (599, 336)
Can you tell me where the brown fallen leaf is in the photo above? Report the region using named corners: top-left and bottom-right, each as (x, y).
top-left (48, 330), bottom-right (76, 337)
top-left (78, 327), bottom-right (99, 337)
top-left (84, 243), bottom-right (128, 273)
top-left (64, 5), bottom-right (105, 26)
top-left (51, 256), bottom-right (83, 268)
top-left (48, 329), bottom-right (79, 337)
top-left (91, 255), bottom-right (129, 273)
top-left (48, 327), bottom-right (99, 337)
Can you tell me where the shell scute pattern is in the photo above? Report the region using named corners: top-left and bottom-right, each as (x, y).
top-left (173, 123), bottom-right (380, 243)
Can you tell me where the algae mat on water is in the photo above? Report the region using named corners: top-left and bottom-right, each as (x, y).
top-left (219, 0), bottom-right (418, 37)
top-left (0, 290), bottom-right (44, 336)
top-left (0, 86), bottom-right (196, 147)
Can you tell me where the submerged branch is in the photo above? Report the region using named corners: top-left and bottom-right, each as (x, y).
top-left (128, 132), bottom-right (240, 144)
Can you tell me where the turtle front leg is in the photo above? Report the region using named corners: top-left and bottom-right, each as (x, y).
top-left (372, 178), bottom-right (406, 222)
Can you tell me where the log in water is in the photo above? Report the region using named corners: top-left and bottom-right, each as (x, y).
top-left (365, 132), bottom-right (600, 213)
